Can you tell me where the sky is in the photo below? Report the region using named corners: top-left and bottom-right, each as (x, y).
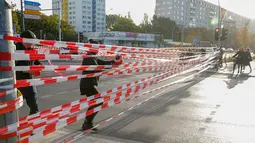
top-left (8, 0), bottom-right (255, 24)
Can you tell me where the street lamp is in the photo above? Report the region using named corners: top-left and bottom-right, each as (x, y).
top-left (58, 0), bottom-right (63, 41)
top-left (101, 8), bottom-right (113, 43)
top-left (180, 21), bottom-right (184, 45)
top-left (217, 0), bottom-right (221, 47)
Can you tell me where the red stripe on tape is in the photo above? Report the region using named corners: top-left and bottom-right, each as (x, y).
top-left (39, 40), bottom-right (55, 46)
top-left (3, 35), bottom-right (23, 42)
top-left (0, 52), bottom-right (11, 61)
top-left (0, 66), bottom-right (12, 71)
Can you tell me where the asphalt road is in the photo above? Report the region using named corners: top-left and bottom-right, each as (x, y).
top-left (18, 60), bottom-right (255, 143)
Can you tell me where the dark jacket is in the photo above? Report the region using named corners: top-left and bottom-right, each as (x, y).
top-left (243, 51), bottom-right (252, 65)
top-left (233, 51), bottom-right (244, 64)
top-left (15, 43), bottom-right (41, 80)
top-left (80, 56), bottom-right (114, 88)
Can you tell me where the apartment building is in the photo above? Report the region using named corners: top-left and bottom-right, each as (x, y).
top-left (155, 0), bottom-right (249, 30)
top-left (52, 0), bottom-right (106, 32)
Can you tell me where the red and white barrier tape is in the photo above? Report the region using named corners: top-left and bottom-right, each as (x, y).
top-left (0, 60), bottom-right (197, 137)
top-left (0, 65), bottom-right (183, 139)
top-left (62, 61), bottom-right (213, 143)
top-left (0, 65), bottom-right (113, 72)
top-left (15, 64), bottom-right (196, 142)
top-left (4, 35), bottom-right (182, 53)
top-left (0, 65), bottom-right (181, 115)
top-left (0, 59), bottom-right (195, 89)
top-left (18, 60), bottom-right (211, 143)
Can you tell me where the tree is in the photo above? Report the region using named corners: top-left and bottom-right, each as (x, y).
top-left (139, 13), bottom-right (152, 33)
top-left (151, 15), bottom-right (179, 40)
top-left (107, 15), bottom-right (139, 32)
top-left (11, 9), bottom-right (77, 41)
top-left (106, 14), bottom-right (120, 31)
top-left (236, 25), bottom-right (252, 48)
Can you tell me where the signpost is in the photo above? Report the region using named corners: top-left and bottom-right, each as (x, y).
top-left (193, 37), bottom-right (199, 44)
top-left (24, 5), bottom-right (41, 11)
top-left (24, 14), bottom-right (41, 19)
top-left (24, 0), bottom-right (41, 20)
top-left (24, 0), bottom-right (41, 6)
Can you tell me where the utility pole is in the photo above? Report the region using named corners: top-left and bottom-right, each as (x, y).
top-left (78, 32), bottom-right (80, 42)
top-left (40, 30), bottom-right (43, 39)
top-left (58, 0), bottom-right (62, 41)
top-left (181, 22), bottom-right (184, 45)
top-left (0, 1), bottom-right (19, 143)
top-left (218, 0), bottom-right (221, 47)
top-left (20, 0), bottom-right (25, 32)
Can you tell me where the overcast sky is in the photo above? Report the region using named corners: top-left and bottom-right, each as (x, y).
top-left (8, 0), bottom-right (255, 24)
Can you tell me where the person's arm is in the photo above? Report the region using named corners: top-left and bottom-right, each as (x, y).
top-left (232, 52), bottom-right (239, 58)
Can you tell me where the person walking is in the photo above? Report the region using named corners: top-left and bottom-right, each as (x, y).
top-left (243, 48), bottom-right (252, 73)
top-left (232, 48), bottom-right (244, 74)
top-left (15, 30), bottom-right (41, 115)
top-left (80, 39), bottom-right (123, 131)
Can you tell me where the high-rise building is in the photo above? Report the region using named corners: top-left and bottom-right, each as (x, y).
top-left (52, 0), bottom-right (106, 32)
top-left (155, 0), bottom-right (249, 30)
top-left (249, 20), bottom-right (255, 34)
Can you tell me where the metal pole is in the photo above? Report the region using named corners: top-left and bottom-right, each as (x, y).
top-left (0, 1), bottom-right (19, 143)
top-left (218, 0), bottom-right (221, 47)
top-left (181, 23), bottom-right (184, 45)
top-left (78, 32), bottom-right (80, 42)
top-left (58, 0), bottom-right (62, 41)
top-left (40, 30), bottom-right (42, 39)
top-left (20, 0), bottom-right (25, 32)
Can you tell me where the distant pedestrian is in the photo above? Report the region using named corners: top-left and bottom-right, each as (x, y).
top-left (15, 30), bottom-right (41, 115)
top-left (80, 39), bottom-right (123, 131)
top-left (232, 48), bottom-right (244, 74)
top-left (243, 48), bottom-right (252, 73)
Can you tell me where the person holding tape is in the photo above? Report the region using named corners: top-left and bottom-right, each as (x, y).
top-left (15, 30), bottom-right (41, 115)
top-left (80, 39), bottom-right (123, 131)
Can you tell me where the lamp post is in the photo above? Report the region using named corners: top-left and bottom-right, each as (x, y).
top-left (217, 0), bottom-right (221, 47)
top-left (101, 8), bottom-right (113, 43)
top-left (58, 0), bottom-right (62, 41)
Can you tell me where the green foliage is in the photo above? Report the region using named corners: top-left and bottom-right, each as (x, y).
top-left (12, 10), bottom-right (77, 41)
top-left (106, 14), bottom-right (180, 41)
top-left (184, 28), bottom-right (214, 43)
top-left (107, 14), bottom-right (139, 32)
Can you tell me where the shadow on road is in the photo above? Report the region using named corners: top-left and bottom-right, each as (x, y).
top-left (223, 73), bottom-right (250, 89)
top-left (97, 70), bottom-right (215, 143)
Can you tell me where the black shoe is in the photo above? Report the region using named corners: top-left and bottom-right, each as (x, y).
top-left (82, 122), bottom-right (98, 131)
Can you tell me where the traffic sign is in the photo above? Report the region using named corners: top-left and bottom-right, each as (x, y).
top-left (25, 5), bottom-right (41, 11)
top-left (24, 14), bottom-right (41, 20)
top-left (24, 9), bottom-right (41, 15)
top-left (193, 37), bottom-right (199, 44)
top-left (24, 0), bottom-right (41, 6)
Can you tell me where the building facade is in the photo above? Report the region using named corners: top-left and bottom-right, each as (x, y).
top-left (155, 0), bottom-right (249, 30)
top-left (52, 0), bottom-right (106, 32)
top-left (83, 31), bottom-right (160, 48)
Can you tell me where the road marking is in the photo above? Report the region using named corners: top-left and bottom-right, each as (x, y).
top-left (40, 89), bottom-right (78, 99)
